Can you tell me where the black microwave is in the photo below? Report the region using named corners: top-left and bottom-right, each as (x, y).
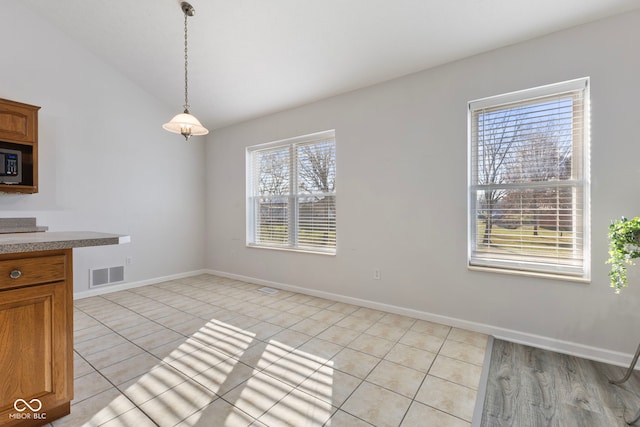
top-left (0, 148), bottom-right (22, 184)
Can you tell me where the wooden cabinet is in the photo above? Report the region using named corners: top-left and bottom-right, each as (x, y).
top-left (0, 98), bottom-right (40, 194)
top-left (0, 249), bottom-right (73, 426)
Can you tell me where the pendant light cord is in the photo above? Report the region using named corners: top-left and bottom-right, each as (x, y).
top-left (183, 12), bottom-right (190, 113)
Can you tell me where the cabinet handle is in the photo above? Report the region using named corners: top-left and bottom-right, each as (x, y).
top-left (9, 270), bottom-right (22, 279)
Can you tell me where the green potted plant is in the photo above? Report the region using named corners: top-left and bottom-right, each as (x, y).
top-left (607, 216), bottom-right (640, 293)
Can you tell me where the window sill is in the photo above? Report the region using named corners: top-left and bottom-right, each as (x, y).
top-left (246, 244), bottom-right (336, 256)
top-left (468, 265), bottom-right (590, 283)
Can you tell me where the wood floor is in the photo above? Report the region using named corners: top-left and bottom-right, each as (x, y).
top-left (477, 338), bottom-right (640, 427)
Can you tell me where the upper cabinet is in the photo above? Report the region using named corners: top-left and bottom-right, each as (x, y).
top-left (0, 98), bottom-right (40, 194)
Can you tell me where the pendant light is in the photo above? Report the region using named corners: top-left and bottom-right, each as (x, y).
top-left (163, 1), bottom-right (209, 141)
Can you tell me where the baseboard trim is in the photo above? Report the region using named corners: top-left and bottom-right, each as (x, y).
top-left (73, 269), bottom-right (210, 300)
top-left (205, 269), bottom-right (636, 368)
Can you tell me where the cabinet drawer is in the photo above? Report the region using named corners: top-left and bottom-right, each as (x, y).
top-left (0, 255), bottom-right (66, 290)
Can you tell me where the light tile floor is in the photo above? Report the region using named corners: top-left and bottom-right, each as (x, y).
top-left (48, 274), bottom-right (487, 427)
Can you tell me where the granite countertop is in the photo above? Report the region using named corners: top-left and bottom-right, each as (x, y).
top-left (0, 231), bottom-right (131, 254)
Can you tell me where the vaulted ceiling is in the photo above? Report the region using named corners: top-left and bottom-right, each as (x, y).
top-left (23, 0), bottom-right (640, 130)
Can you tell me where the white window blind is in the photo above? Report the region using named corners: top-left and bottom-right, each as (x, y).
top-left (468, 78), bottom-right (590, 279)
top-left (247, 130), bottom-right (336, 254)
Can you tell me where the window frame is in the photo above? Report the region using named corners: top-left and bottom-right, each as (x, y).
top-left (467, 78), bottom-right (590, 281)
top-left (246, 130), bottom-right (337, 255)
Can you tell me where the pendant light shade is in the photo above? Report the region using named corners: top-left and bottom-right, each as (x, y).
top-left (163, 1), bottom-right (208, 141)
top-left (163, 111), bottom-right (209, 140)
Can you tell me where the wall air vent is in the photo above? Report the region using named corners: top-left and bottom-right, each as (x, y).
top-left (90, 266), bottom-right (125, 288)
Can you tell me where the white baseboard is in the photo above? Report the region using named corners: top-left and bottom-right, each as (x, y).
top-left (205, 269), bottom-right (636, 368)
top-left (73, 269), bottom-right (210, 300)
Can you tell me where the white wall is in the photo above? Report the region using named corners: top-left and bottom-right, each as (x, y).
top-left (206, 10), bottom-right (640, 363)
top-left (0, 3), bottom-right (206, 294)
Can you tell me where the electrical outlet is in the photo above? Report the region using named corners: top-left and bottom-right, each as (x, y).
top-left (373, 268), bottom-right (381, 280)
top-left (126, 257), bottom-right (133, 265)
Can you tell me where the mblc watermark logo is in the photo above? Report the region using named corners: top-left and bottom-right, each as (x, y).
top-left (10, 398), bottom-right (47, 420)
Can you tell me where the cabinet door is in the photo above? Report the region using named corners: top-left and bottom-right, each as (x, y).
top-left (0, 101), bottom-right (38, 144)
top-left (0, 281), bottom-right (71, 424)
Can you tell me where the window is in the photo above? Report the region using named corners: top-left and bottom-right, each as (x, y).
top-left (468, 78), bottom-right (590, 280)
top-left (247, 130), bottom-right (336, 254)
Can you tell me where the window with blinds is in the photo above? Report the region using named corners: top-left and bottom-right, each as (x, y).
top-left (468, 78), bottom-right (590, 279)
top-left (247, 130), bottom-right (336, 254)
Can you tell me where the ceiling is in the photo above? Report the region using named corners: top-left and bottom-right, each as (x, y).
top-left (22, 0), bottom-right (640, 130)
